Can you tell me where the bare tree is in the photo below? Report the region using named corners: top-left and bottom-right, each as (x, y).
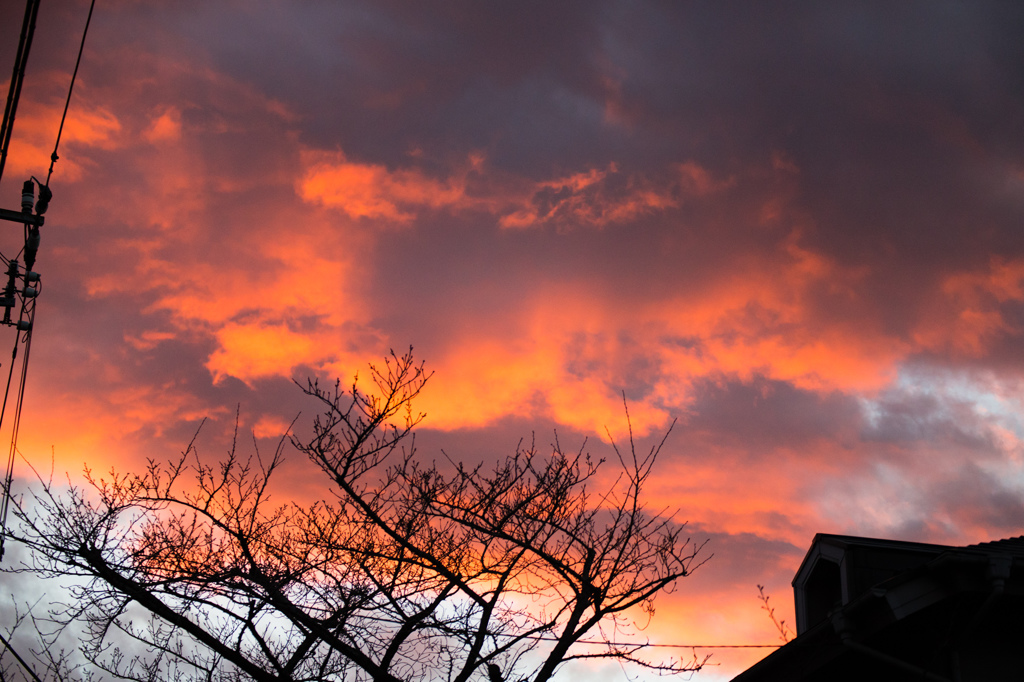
top-left (2, 350), bottom-right (705, 682)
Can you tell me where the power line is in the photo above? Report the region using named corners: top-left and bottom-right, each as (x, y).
top-left (45, 0), bottom-right (97, 187)
top-left (0, 0), bottom-right (96, 566)
top-left (528, 637), bottom-right (782, 649)
top-left (0, 266), bottom-right (36, 561)
top-left (0, 0), bottom-right (41, 186)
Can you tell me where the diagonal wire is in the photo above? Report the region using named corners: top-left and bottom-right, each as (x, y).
top-left (45, 0), bottom-right (97, 187)
top-left (0, 303), bottom-right (31, 560)
top-left (0, 0), bottom-right (41, 186)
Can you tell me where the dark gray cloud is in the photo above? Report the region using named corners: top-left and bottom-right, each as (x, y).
top-left (682, 375), bottom-right (863, 448)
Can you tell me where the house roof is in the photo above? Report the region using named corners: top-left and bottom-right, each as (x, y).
top-left (732, 534), bottom-right (1024, 681)
top-left (965, 535), bottom-right (1024, 555)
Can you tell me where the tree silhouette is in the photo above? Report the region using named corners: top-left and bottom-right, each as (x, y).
top-left (3, 350), bottom-right (705, 682)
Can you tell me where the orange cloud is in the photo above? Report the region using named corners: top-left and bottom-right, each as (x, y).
top-left (678, 160), bottom-right (735, 195)
top-left (409, 233), bottom-right (900, 437)
top-left (498, 164), bottom-right (680, 229)
top-left (0, 74), bottom-right (122, 181)
top-left (143, 107), bottom-right (182, 143)
top-left (90, 222), bottom-right (383, 387)
top-left (65, 115), bottom-right (908, 447)
top-left (12, 49), bottom-right (963, 486)
top-left (19, 373), bottom-right (227, 476)
top-left (299, 150), bottom-right (470, 221)
top-left (72, 144), bottom-right (761, 439)
top-left (298, 149), bottom-right (727, 230)
top-left (914, 257), bottom-right (1024, 356)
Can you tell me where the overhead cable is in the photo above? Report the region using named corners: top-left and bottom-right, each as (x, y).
top-left (45, 0), bottom-right (97, 187)
top-left (0, 0), bottom-right (42, 185)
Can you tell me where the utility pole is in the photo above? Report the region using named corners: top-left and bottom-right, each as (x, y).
top-left (0, 178), bottom-right (43, 563)
top-left (0, 179), bottom-right (43, 333)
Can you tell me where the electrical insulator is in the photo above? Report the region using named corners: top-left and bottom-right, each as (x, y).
top-left (3, 260), bottom-right (17, 325)
top-left (16, 321), bottom-right (31, 331)
top-left (35, 185), bottom-right (52, 215)
top-left (21, 180), bottom-right (34, 213)
top-left (25, 272), bottom-right (40, 282)
top-left (24, 227), bottom-right (40, 272)
top-left (21, 287), bottom-right (37, 298)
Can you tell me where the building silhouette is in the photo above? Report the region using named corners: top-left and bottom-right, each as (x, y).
top-left (733, 534), bottom-right (1024, 681)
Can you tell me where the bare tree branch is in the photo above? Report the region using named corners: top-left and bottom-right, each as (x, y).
top-left (3, 350), bottom-right (705, 682)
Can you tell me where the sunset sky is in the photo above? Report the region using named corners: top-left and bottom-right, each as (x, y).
top-left (4, 1), bottom-right (1024, 679)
